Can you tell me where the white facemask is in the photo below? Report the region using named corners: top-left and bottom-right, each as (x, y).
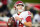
top-left (18, 10), bottom-right (24, 12)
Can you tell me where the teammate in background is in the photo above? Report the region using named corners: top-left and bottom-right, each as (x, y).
top-left (8, 1), bottom-right (32, 27)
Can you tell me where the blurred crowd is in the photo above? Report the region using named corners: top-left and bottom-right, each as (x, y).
top-left (0, 0), bottom-right (12, 17)
top-left (0, 0), bottom-right (40, 25)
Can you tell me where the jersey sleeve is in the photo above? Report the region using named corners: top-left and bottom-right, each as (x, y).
top-left (21, 16), bottom-right (32, 24)
top-left (20, 11), bottom-right (32, 24)
top-left (19, 11), bottom-right (32, 24)
top-left (26, 11), bottom-right (32, 22)
top-left (26, 16), bottom-right (32, 22)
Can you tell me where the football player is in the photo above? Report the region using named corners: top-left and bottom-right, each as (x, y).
top-left (12, 1), bottom-right (32, 27)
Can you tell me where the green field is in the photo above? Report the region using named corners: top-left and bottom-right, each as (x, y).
top-left (12, 0), bottom-right (40, 3)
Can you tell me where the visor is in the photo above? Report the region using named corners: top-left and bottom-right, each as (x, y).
top-left (17, 4), bottom-right (24, 6)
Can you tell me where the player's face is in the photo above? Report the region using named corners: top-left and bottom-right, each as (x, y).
top-left (17, 5), bottom-right (23, 10)
top-left (16, 5), bottom-right (24, 12)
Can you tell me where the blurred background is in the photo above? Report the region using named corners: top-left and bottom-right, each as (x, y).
top-left (0, 0), bottom-right (40, 27)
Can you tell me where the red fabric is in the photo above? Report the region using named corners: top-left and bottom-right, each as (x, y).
top-left (26, 16), bottom-right (32, 22)
top-left (18, 18), bottom-right (23, 27)
top-left (0, 26), bottom-right (7, 27)
top-left (1, 0), bottom-right (7, 5)
top-left (7, 18), bottom-right (17, 27)
top-left (0, 21), bottom-right (6, 23)
top-left (18, 14), bottom-right (23, 27)
top-left (7, 22), bottom-right (17, 27)
top-left (34, 4), bottom-right (40, 10)
top-left (16, 1), bottom-right (23, 4)
top-left (0, 21), bottom-right (7, 27)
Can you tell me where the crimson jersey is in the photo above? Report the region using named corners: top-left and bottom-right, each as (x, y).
top-left (13, 11), bottom-right (32, 27)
